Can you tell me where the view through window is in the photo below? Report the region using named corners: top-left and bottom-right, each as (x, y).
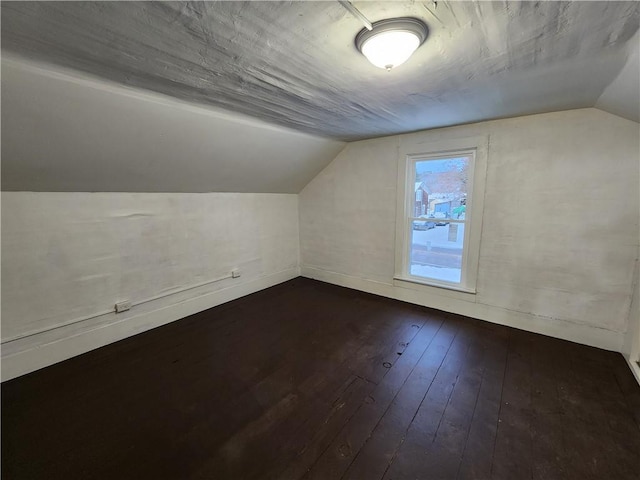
top-left (408, 153), bottom-right (471, 285)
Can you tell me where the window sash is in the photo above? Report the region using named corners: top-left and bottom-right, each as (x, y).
top-left (408, 217), bottom-right (466, 224)
top-left (403, 150), bottom-right (476, 288)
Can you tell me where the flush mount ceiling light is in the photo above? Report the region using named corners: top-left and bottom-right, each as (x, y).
top-left (355, 17), bottom-right (428, 71)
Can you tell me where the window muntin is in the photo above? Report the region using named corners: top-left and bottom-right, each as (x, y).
top-left (404, 151), bottom-right (475, 288)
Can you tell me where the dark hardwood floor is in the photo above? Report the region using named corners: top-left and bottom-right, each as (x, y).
top-left (3, 278), bottom-right (640, 479)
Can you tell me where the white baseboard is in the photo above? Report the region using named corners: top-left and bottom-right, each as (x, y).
top-left (301, 266), bottom-right (625, 353)
top-left (1, 267), bottom-right (300, 381)
top-left (625, 355), bottom-right (640, 386)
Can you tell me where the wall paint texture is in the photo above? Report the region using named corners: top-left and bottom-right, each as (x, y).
top-left (300, 108), bottom-right (640, 350)
top-left (2, 192), bottom-right (299, 344)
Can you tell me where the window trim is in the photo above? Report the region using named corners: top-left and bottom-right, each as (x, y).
top-left (394, 135), bottom-right (489, 294)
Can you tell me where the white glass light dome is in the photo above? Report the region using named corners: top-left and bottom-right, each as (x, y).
top-left (356, 18), bottom-right (428, 71)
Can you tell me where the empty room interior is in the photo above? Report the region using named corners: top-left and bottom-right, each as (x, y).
top-left (2, 1), bottom-right (640, 479)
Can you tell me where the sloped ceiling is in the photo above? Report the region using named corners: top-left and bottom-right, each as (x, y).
top-left (1, 57), bottom-right (345, 193)
top-left (596, 30), bottom-right (640, 122)
top-left (1, 1), bottom-right (639, 193)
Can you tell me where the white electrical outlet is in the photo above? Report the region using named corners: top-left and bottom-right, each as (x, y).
top-left (231, 269), bottom-right (241, 278)
top-left (115, 300), bottom-right (132, 313)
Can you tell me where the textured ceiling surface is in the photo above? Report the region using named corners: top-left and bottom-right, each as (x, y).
top-left (2, 1), bottom-right (639, 141)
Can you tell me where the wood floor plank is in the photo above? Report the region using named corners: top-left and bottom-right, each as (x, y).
top-left (3, 278), bottom-right (640, 480)
top-left (271, 375), bottom-right (375, 480)
top-left (416, 332), bottom-right (489, 478)
top-left (490, 329), bottom-right (534, 480)
top-left (274, 315), bottom-right (428, 479)
top-left (184, 303), bottom-right (422, 479)
top-left (528, 336), bottom-right (568, 480)
top-left (455, 326), bottom-right (508, 480)
top-left (341, 317), bottom-right (460, 480)
top-left (556, 342), bottom-right (640, 480)
top-left (302, 315), bottom-right (444, 480)
top-left (380, 320), bottom-right (482, 480)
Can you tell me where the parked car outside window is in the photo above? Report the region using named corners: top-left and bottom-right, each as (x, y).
top-left (413, 215), bottom-right (436, 230)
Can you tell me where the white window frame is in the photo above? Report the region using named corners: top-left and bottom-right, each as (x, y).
top-left (394, 135), bottom-right (488, 294)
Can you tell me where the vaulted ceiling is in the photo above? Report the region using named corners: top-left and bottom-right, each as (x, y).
top-left (3, 1), bottom-right (639, 142)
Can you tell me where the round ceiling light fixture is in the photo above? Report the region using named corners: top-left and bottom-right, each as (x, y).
top-left (355, 17), bottom-right (428, 71)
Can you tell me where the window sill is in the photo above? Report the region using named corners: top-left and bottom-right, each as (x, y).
top-left (393, 276), bottom-right (477, 297)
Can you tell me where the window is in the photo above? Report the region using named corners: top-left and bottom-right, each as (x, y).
top-left (395, 137), bottom-right (487, 293)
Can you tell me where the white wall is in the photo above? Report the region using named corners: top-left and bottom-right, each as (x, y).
top-left (300, 108), bottom-right (640, 351)
top-left (1, 192), bottom-right (299, 379)
top-left (623, 251), bottom-right (640, 383)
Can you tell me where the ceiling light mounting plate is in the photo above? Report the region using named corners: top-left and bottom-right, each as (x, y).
top-left (356, 17), bottom-right (429, 71)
